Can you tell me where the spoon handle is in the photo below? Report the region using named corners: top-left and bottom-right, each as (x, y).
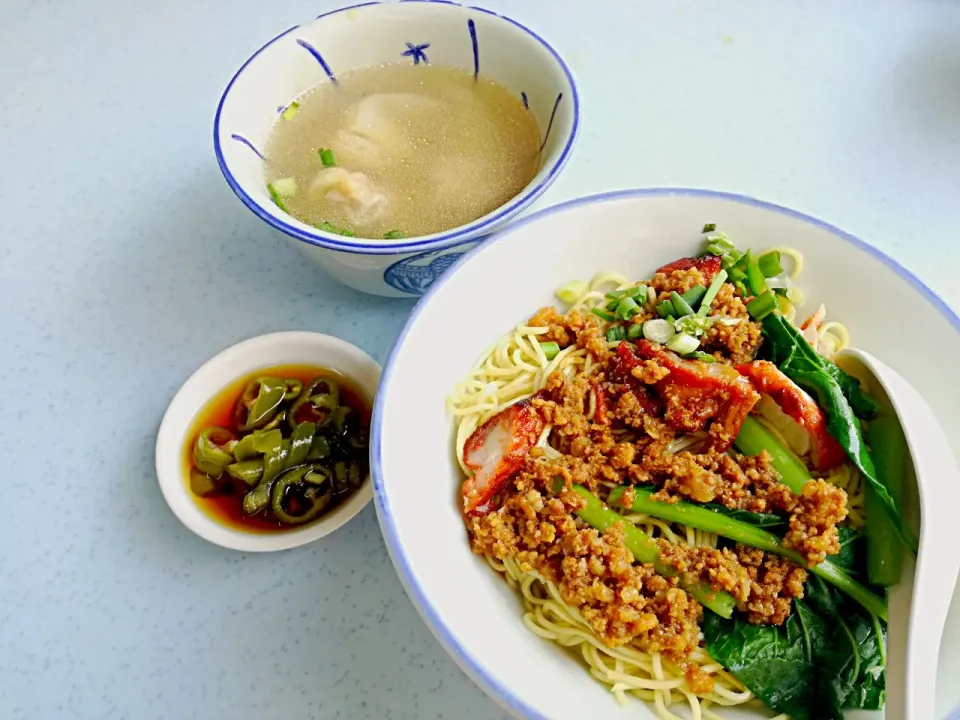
top-left (902, 401), bottom-right (960, 720)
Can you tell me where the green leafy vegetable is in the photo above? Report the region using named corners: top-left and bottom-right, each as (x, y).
top-left (704, 576), bottom-right (886, 719)
top-left (864, 411), bottom-right (908, 585)
top-left (384, 229), bottom-right (404, 240)
top-left (701, 503), bottom-right (788, 530)
top-left (608, 486), bottom-right (886, 620)
top-left (559, 482), bottom-right (736, 618)
top-left (760, 313), bottom-right (916, 554)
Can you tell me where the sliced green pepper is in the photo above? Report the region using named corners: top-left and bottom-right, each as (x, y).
top-left (242, 481), bottom-right (272, 515)
top-left (270, 465), bottom-right (333, 525)
top-left (331, 406), bottom-right (353, 434)
top-left (307, 435), bottom-right (331, 460)
top-left (232, 433), bottom-right (259, 461)
top-left (239, 377), bottom-right (287, 431)
top-left (193, 426), bottom-right (236, 476)
top-left (226, 460), bottom-right (264, 488)
top-left (233, 428), bottom-right (283, 461)
top-left (289, 377), bottom-right (340, 429)
top-left (283, 379), bottom-right (303, 401)
top-left (286, 421), bottom-right (316, 468)
top-left (260, 410), bottom-right (287, 432)
top-left (261, 438), bottom-right (290, 486)
top-left (303, 467), bottom-right (331, 486)
top-left (190, 468), bottom-right (223, 497)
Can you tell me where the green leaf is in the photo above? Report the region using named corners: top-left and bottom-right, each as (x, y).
top-left (701, 503), bottom-right (788, 530)
top-left (760, 313), bottom-right (917, 554)
top-left (704, 575), bottom-right (886, 718)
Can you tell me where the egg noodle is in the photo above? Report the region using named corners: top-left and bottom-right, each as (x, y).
top-left (447, 250), bottom-right (862, 720)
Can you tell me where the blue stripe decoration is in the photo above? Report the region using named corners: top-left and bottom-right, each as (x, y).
top-left (230, 133), bottom-right (264, 160)
top-left (521, 91), bottom-right (529, 109)
top-left (539, 92), bottom-right (563, 152)
top-left (402, 42), bottom-right (430, 64)
top-left (296, 38), bottom-right (337, 82)
top-left (467, 18), bottom-right (479, 80)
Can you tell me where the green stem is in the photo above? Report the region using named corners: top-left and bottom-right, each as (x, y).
top-left (864, 413), bottom-right (907, 586)
top-left (733, 416), bottom-right (811, 493)
top-left (560, 481), bottom-right (736, 619)
top-left (608, 486), bottom-right (887, 622)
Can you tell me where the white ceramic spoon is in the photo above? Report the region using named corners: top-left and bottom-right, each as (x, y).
top-left (835, 348), bottom-right (960, 720)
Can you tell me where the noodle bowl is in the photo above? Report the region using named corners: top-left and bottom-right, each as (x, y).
top-left (373, 190), bottom-right (960, 720)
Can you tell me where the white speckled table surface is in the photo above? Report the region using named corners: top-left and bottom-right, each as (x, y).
top-left (3, 0), bottom-right (960, 718)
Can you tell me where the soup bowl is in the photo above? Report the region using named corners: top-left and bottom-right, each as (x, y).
top-left (214, 1), bottom-right (579, 297)
top-left (372, 189), bottom-right (960, 719)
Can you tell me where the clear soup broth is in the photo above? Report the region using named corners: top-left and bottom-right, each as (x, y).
top-left (264, 63), bottom-right (542, 240)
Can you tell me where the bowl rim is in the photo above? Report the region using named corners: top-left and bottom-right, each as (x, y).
top-left (213, 0), bottom-right (581, 256)
top-left (155, 330), bottom-right (380, 552)
top-left (370, 187), bottom-right (960, 719)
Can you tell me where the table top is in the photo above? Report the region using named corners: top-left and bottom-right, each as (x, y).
top-left (3, 0), bottom-right (960, 718)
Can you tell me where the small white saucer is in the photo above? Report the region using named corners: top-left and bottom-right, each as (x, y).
top-left (156, 331), bottom-right (380, 552)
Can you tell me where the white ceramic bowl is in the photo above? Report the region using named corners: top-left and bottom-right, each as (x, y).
top-left (156, 331), bottom-right (380, 552)
top-left (214, 1), bottom-right (579, 298)
top-left (372, 189), bottom-right (960, 719)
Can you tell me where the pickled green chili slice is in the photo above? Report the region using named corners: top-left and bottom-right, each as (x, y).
top-left (226, 460), bottom-right (263, 488)
top-left (271, 465), bottom-right (333, 524)
top-left (232, 433), bottom-right (259, 461)
top-left (193, 426), bottom-right (236, 476)
top-left (260, 410), bottom-right (287, 432)
top-left (283, 379), bottom-right (303, 401)
top-left (190, 468), bottom-right (222, 497)
top-left (307, 435), bottom-right (331, 460)
top-left (289, 377), bottom-right (340, 429)
top-left (233, 428), bottom-right (282, 461)
top-left (239, 377), bottom-right (287, 431)
top-left (261, 438), bottom-right (290, 486)
top-left (243, 481), bottom-right (272, 515)
top-left (285, 421), bottom-right (316, 468)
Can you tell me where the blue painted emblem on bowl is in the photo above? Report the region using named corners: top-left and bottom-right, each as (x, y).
top-left (383, 240), bottom-right (481, 295)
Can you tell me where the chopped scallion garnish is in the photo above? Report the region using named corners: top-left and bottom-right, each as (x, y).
top-left (657, 300), bottom-right (675, 319)
top-left (318, 148), bottom-right (337, 167)
top-left (539, 341), bottom-right (560, 360)
top-left (606, 325), bottom-right (627, 342)
top-left (685, 350), bottom-right (716, 363)
top-left (281, 101), bottom-right (300, 121)
top-left (592, 307), bottom-right (616, 323)
top-left (758, 250), bottom-right (784, 278)
top-left (617, 296), bottom-right (641, 320)
top-left (267, 183), bottom-right (289, 213)
top-left (556, 280), bottom-right (588, 305)
top-left (702, 223), bottom-right (717, 233)
top-left (642, 318), bottom-right (676, 345)
top-left (271, 177), bottom-right (299, 197)
top-left (666, 332), bottom-right (700, 354)
top-left (675, 314), bottom-right (713, 337)
top-left (697, 269), bottom-right (729, 316)
top-left (747, 291), bottom-right (778, 319)
top-left (670, 291), bottom-right (696, 317)
top-left (680, 284), bottom-right (707, 309)
top-left (384, 230), bottom-right (404, 240)
top-left (316, 220), bottom-right (356, 237)
top-left (745, 255), bottom-right (766, 296)
top-left (627, 322), bottom-right (645, 340)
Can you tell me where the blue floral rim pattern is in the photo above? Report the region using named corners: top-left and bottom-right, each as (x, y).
top-left (370, 188), bottom-right (960, 720)
top-left (213, 1), bottom-right (580, 256)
